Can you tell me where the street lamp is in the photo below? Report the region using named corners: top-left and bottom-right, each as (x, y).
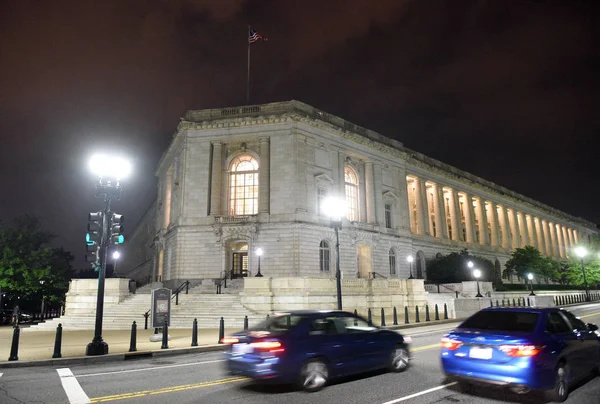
top-left (86, 154), bottom-right (131, 356)
top-left (467, 261), bottom-right (474, 269)
top-left (473, 269), bottom-right (483, 297)
top-left (528, 273), bottom-right (535, 296)
top-left (407, 256), bottom-right (414, 279)
top-left (575, 246), bottom-right (590, 302)
top-left (39, 280), bottom-right (45, 320)
top-left (322, 196), bottom-right (346, 310)
top-left (255, 248), bottom-right (263, 277)
top-left (112, 250), bottom-right (120, 276)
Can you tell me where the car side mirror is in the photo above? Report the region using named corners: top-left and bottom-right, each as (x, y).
top-left (587, 323), bottom-right (598, 332)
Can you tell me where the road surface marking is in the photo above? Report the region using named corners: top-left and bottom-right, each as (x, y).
top-left (580, 311), bottom-right (600, 319)
top-left (89, 377), bottom-right (247, 403)
top-left (0, 372), bottom-right (3, 379)
top-left (57, 368), bottom-right (91, 404)
top-left (76, 359), bottom-right (226, 378)
top-left (379, 382), bottom-right (457, 404)
top-left (412, 343), bottom-right (440, 352)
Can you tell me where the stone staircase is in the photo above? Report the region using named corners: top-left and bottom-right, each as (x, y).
top-left (27, 287), bottom-right (264, 331)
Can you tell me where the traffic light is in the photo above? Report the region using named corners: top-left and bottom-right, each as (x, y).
top-left (110, 213), bottom-right (124, 245)
top-left (85, 245), bottom-right (100, 271)
top-left (87, 212), bottom-right (103, 245)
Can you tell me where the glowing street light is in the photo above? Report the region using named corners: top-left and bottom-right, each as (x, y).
top-left (528, 273), bottom-right (535, 296)
top-left (407, 256), bottom-right (414, 279)
top-left (89, 154), bottom-right (132, 180)
top-left (574, 246), bottom-right (590, 301)
top-left (322, 196), bottom-right (346, 310)
top-left (467, 261), bottom-right (474, 269)
top-left (112, 250), bottom-right (121, 260)
top-left (255, 248), bottom-right (263, 277)
top-left (473, 269), bottom-right (483, 297)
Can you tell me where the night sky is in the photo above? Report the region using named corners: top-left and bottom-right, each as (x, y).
top-left (1, 0), bottom-right (599, 268)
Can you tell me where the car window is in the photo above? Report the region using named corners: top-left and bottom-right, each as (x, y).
top-left (309, 316), bottom-right (345, 335)
top-left (249, 314), bottom-right (308, 333)
top-left (459, 311), bottom-right (539, 332)
top-left (339, 316), bottom-right (378, 333)
top-left (560, 311), bottom-right (587, 331)
top-left (546, 312), bottom-right (572, 334)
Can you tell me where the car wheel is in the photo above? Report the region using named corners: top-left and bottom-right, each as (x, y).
top-left (545, 363), bottom-right (569, 402)
top-left (389, 344), bottom-right (410, 373)
top-left (298, 358), bottom-right (329, 392)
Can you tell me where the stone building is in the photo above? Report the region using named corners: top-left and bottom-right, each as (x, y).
top-left (120, 100), bottom-right (598, 290)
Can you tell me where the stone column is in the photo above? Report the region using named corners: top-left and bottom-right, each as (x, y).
top-left (397, 173), bottom-right (411, 230)
top-left (163, 169), bottom-right (173, 228)
top-left (463, 193), bottom-right (476, 243)
top-left (556, 224), bottom-right (565, 258)
top-left (338, 152), bottom-right (346, 199)
top-left (526, 215), bottom-right (538, 249)
top-left (508, 209), bottom-right (520, 248)
top-left (488, 201), bottom-right (501, 247)
top-left (548, 222), bottom-right (558, 257)
top-left (448, 189), bottom-right (463, 241)
top-left (406, 177), bottom-right (417, 233)
top-left (534, 218), bottom-right (545, 255)
top-left (561, 226), bottom-right (570, 255)
top-left (365, 162), bottom-right (376, 224)
top-left (518, 213), bottom-right (529, 246)
top-left (542, 220), bottom-right (551, 256)
top-left (258, 138), bottom-right (270, 214)
top-left (414, 177), bottom-right (429, 235)
top-left (573, 230), bottom-right (579, 245)
top-left (498, 205), bottom-right (511, 248)
top-left (434, 184), bottom-right (448, 238)
top-left (476, 197), bottom-right (489, 246)
top-left (567, 228), bottom-right (575, 250)
top-left (209, 142), bottom-right (223, 216)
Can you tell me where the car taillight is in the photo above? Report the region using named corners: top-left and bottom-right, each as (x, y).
top-left (499, 345), bottom-right (543, 357)
top-left (221, 337), bottom-right (239, 344)
top-left (250, 340), bottom-right (285, 353)
top-left (441, 337), bottom-right (463, 351)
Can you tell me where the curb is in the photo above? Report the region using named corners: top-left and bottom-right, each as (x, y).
top-left (384, 318), bottom-right (462, 331)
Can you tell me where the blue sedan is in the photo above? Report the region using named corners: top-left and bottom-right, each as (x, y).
top-left (441, 307), bottom-right (600, 402)
top-left (223, 310), bottom-right (412, 391)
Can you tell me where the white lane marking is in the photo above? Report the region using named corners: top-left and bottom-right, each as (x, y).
top-left (57, 368), bottom-right (91, 404)
top-left (0, 372), bottom-right (3, 379)
top-left (403, 327), bottom-right (458, 337)
top-left (76, 359), bottom-right (226, 378)
top-left (379, 382), bottom-right (457, 404)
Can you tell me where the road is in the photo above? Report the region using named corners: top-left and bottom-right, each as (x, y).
top-left (1, 303), bottom-right (599, 404)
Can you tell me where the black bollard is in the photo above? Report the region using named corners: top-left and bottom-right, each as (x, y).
top-left (425, 305), bottom-right (430, 322)
top-left (129, 321), bottom-right (137, 352)
top-left (496, 299), bottom-right (499, 307)
top-left (443, 303), bottom-right (448, 320)
top-left (502, 299), bottom-right (505, 306)
top-left (404, 306), bottom-right (409, 324)
top-left (161, 321), bottom-right (169, 349)
top-left (527, 297), bottom-right (531, 307)
top-left (218, 317), bottom-right (225, 344)
top-left (415, 306), bottom-right (420, 323)
top-left (52, 324), bottom-right (63, 358)
top-left (490, 300), bottom-right (493, 308)
top-left (144, 312), bottom-right (149, 330)
top-left (354, 309), bottom-right (358, 317)
top-left (8, 326), bottom-right (20, 361)
top-left (435, 304), bottom-right (440, 321)
top-left (513, 298), bottom-right (516, 307)
top-left (367, 308), bottom-right (372, 325)
top-left (381, 308), bottom-right (386, 327)
top-left (393, 307), bottom-right (398, 325)
top-left (243, 315), bottom-right (248, 331)
top-left (191, 318), bottom-right (198, 347)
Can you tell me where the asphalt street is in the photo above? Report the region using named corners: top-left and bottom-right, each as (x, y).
top-left (1, 303), bottom-right (599, 404)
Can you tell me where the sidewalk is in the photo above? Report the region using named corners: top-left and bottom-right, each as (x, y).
top-left (0, 318), bottom-right (458, 368)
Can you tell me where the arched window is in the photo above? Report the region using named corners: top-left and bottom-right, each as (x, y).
top-left (319, 241), bottom-right (330, 272)
top-left (229, 155), bottom-right (259, 215)
top-left (389, 248), bottom-right (396, 275)
top-left (344, 166), bottom-right (359, 221)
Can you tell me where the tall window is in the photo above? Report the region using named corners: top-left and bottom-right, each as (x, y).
top-left (319, 241), bottom-right (330, 272)
top-left (384, 203), bottom-right (392, 228)
top-left (389, 248), bottom-right (396, 275)
top-left (229, 155), bottom-right (259, 215)
top-left (345, 166), bottom-right (359, 221)
top-left (317, 188), bottom-right (328, 216)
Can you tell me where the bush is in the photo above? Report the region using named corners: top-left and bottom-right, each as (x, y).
top-left (426, 249), bottom-right (495, 284)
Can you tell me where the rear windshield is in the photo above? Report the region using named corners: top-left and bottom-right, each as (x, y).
top-left (249, 314), bottom-right (308, 333)
top-left (459, 311), bottom-right (539, 333)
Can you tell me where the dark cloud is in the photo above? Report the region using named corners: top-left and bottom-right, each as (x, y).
top-left (0, 0), bottom-right (598, 266)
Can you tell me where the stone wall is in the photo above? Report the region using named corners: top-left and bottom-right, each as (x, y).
top-left (64, 279), bottom-right (131, 315)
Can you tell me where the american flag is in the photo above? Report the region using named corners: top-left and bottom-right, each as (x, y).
top-left (249, 28), bottom-right (267, 44)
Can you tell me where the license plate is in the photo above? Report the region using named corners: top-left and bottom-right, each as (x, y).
top-left (469, 347), bottom-right (492, 360)
top-left (231, 343), bottom-right (253, 354)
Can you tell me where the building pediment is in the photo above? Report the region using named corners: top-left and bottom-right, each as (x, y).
top-left (314, 173), bottom-right (334, 183)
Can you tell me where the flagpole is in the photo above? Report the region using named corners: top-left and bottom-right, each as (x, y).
top-left (246, 25), bottom-right (251, 104)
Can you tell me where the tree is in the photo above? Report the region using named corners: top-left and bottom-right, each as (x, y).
top-left (503, 246), bottom-right (560, 283)
top-left (0, 216), bottom-right (72, 305)
top-left (563, 239), bottom-right (600, 288)
top-left (427, 249), bottom-right (495, 284)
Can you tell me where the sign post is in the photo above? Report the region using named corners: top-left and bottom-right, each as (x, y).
top-left (151, 288), bottom-right (171, 329)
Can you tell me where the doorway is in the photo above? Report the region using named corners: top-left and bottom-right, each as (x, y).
top-left (230, 241), bottom-right (248, 278)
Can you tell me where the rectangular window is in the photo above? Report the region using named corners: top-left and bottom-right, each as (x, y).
top-left (384, 203), bottom-right (392, 228)
top-left (460, 311), bottom-right (539, 333)
top-left (389, 254), bottom-right (396, 275)
top-left (317, 188), bottom-right (328, 216)
top-left (345, 184), bottom-right (359, 221)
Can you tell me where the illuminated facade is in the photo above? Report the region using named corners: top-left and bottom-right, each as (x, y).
top-left (122, 101), bottom-right (597, 289)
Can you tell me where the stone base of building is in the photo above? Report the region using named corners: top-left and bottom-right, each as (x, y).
top-left (64, 278), bottom-right (131, 315)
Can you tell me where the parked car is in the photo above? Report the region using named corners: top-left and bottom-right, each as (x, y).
top-left (223, 310), bottom-right (412, 392)
top-left (441, 307), bottom-right (600, 402)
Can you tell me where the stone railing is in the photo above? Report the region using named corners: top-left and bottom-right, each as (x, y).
top-left (214, 215), bottom-right (258, 224)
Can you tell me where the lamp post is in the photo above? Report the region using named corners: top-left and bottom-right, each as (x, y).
top-left (575, 246), bottom-right (590, 302)
top-left (322, 197), bottom-right (346, 310)
top-left (39, 280), bottom-right (45, 320)
top-left (255, 248), bottom-right (263, 277)
top-left (86, 154), bottom-right (131, 356)
top-left (528, 273), bottom-right (535, 296)
top-left (112, 250), bottom-right (120, 276)
top-left (407, 256), bottom-right (414, 279)
top-left (473, 269), bottom-right (483, 297)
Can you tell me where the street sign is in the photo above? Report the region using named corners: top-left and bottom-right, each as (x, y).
top-left (150, 288), bottom-right (171, 328)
